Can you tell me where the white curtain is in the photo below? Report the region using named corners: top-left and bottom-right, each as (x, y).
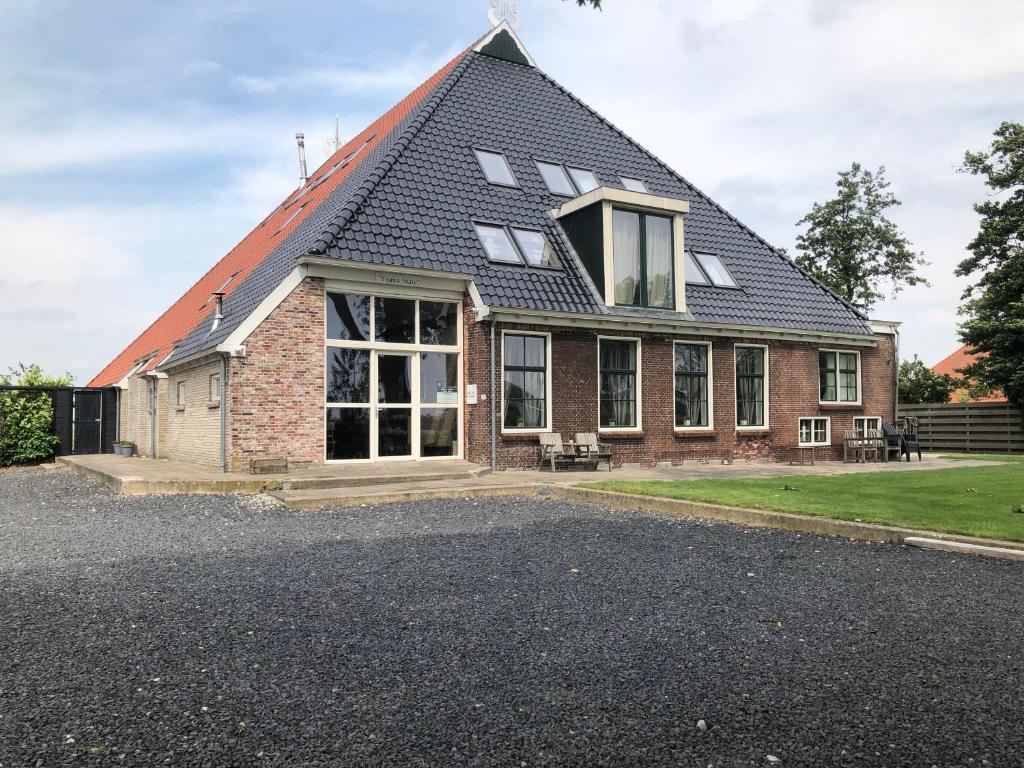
top-left (645, 216), bottom-right (673, 308)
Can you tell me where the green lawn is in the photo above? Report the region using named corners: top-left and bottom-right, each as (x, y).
top-left (585, 464), bottom-right (1024, 542)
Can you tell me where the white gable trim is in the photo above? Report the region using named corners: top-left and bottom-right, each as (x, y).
top-left (473, 20), bottom-right (536, 68)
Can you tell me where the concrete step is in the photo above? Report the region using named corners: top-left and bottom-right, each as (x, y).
top-left (904, 536), bottom-right (1024, 563)
top-left (269, 477), bottom-right (546, 510)
top-left (279, 461), bottom-right (489, 491)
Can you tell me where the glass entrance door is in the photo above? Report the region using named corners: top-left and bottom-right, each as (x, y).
top-left (375, 353), bottom-right (413, 458)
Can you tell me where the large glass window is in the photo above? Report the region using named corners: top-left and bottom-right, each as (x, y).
top-left (374, 297), bottom-right (415, 343)
top-left (599, 339), bottom-right (639, 429)
top-left (325, 293), bottom-right (461, 461)
top-left (736, 346), bottom-right (766, 427)
top-left (612, 209), bottom-right (674, 309)
top-left (503, 334), bottom-right (547, 429)
top-left (419, 301), bottom-right (458, 345)
top-left (820, 351), bottom-right (859, 402)
top-left (326, 349), bottom-right (370, 403)
top-left (675, 343), bottom-right (709, 428)
top-left (474, 149), bottom-right (517, 187)
top-left (327, 293), bottom-right (371, 341)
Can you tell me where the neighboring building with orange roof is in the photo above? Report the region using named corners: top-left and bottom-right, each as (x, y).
top-left (932, 345), bottom-right (1007, 403)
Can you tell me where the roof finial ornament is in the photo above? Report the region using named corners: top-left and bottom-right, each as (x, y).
top-left (487, 0), bottom-right (519, 30)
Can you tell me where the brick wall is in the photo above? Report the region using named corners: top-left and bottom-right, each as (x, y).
top-left (227, 276), bottom-right (325, 471)
top-left (165, 359), bottom-right (222, 467)
top-left (463, 306), bottom-right (896, 469)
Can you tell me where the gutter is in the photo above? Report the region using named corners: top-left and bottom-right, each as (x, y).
top-left (219, 352), bottom-right (229, 473)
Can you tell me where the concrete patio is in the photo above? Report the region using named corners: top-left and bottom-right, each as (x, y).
top-left (58, 452), bottom-right (997, 507)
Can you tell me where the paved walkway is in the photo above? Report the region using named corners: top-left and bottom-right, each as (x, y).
top-left (59, 452), bottom-right (996, 500)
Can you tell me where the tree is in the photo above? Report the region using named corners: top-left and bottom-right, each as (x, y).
top-left (794, 162), bottom-right (928, 311)
top-left (955, 121), bottom-right (1024, 409)
top-left (566, 0), bottom-right (601, 7)
top-left (898, 356), bottom-right (955, 405)
top-left (0, 364), bottom-right (73, 466)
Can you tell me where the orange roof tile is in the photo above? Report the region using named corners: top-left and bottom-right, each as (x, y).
top-left (932, 345), bottom-right (1006, 403)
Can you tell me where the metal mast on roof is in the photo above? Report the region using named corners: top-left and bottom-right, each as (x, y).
top-left (487, 0), bottom-right (519, 29)
top-left (325, 115), bottom-right (341, 156)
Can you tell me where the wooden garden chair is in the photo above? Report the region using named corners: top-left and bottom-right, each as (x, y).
top-left (573, 433), bottom-right (613, 471)
top-left (537, 433), bottom-right (575, 471)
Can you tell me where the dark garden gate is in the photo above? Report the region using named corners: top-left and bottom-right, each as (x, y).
top-left (0, 386), bottom-right (118, 456)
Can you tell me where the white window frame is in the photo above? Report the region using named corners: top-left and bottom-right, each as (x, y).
top-left (176, 381), bottom-right (186, 408)
top-left (500, 330), bottom-right (553, 435)
top-left (819, 348), bottom-right (862, 405)
top-left (798, 416), bottom-right (831, 447)
top-left (734, 343), bottom-right (769, 430)
top-left (673, 340), bottom-right (713, 431)
top-left (853, 416), bottom-right (882, 438)
top-left (324, 292), bottom-right (463, 461)
top-left (597, 335), bottom-right (642, 433)
top-left (209, 372), bottom-right (222, 403)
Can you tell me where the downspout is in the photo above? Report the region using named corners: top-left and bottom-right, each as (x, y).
top-left (148, 377), bottom-right (157, 458)
top-left (219, 353), bottom-right (228, 473)
top-left (893, 325), bottom-right (901, 423)
top-left (490, 320), bottom-right (496, 472)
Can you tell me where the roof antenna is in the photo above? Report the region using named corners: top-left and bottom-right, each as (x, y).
top-left (295, 132), bottom-right (309, 187)
top-left (325, 115), bottom-right (341, 156)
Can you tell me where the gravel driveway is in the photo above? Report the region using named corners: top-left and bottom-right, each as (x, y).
top-left (1, 467), bottom-right (1022, 767)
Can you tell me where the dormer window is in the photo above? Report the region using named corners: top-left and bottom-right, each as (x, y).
top-left (567, 167), bottom-right (599, 194)
top-left (555, 186), bottom-right (689, 312)
top-left (620, 177), bottom-right (648, 193)
top-left (535, 161), bottom-right (576, 196)
top-left (612, 209), bottom-right (674, 308)
top-left (474, 149), bottom-right (518, 187)
top-left (692, 251), bottom-right (739, 288)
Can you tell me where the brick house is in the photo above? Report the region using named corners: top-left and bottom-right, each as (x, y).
top-left (89, 24), bottom-right (900, 471)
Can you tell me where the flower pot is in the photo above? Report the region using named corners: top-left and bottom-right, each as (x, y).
top-left (123, 444), bottom-right (135, 457)
top-left (113, 444), bottom-right (126, 457)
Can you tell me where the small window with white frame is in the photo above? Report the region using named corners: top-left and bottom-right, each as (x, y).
top-left (735, 345), bottom-right (767, 428)
top-left (854, 416), bottom-right (881, 438)
top-left (176, 381), bottom-right (186, 408)
top-left (599, 338), bottom-right (640, 430)
top-left (502, 333), bottom-right (549, 431)
top-left (798, 417), bottom-right (830, 446)
top-left (674, 342), bottom-right (711, 428)
top-left (819, 350), bottom-right (860, 403)
top-left (209, 372), bottom-right (222, 403)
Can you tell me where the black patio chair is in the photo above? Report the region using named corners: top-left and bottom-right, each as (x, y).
top-left (900, 417), bottom-right (923, 461)
top-left (881, 422), bottom-right (904, 462)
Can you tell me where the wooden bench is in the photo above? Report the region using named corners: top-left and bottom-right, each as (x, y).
top-left (573, 433), bottom-right (613, 471)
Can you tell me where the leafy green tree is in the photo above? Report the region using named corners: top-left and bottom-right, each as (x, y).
top-left (898, 356), bottom-right (955, 405)
top-left (956, 121), bottom-right (1024, 409)
top-left (567, 0), bottom-right (600, 7)
top-left (0, 364), bottom-right (73, 466)
top-left (794, 162), bottom-right (928, 311)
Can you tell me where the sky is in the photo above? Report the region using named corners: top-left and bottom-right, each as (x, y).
top-left (1, 0), bottom-right (1022, 385)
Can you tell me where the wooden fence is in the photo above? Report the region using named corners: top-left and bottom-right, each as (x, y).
top-left (898, 402), bottom-right (1023, 454)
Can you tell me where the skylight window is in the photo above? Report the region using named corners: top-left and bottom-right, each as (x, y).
top-left (474, 149), bottom-right (518, 187)
top-left (567, 167), bottom-right (599, 193)
top-left (620, 177), bottom-right (648, 193)
top-left (474, 223), bottom-right (522, 264)
top-left (684, 251), bottom-right (710, 285)
top-left (511, 228), bottom-right (559, 269)
top-left (569, 167), bottom-right (598, 195)
top-left (693, 251), bottom-right (739, 288)
top-left (536, 161), bottom-right (576, 196)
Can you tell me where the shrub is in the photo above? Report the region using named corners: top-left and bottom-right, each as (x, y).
top-left (0, 364), bottom-right (72, 467)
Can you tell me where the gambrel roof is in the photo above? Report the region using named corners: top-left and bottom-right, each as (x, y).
top-left (91, 25), bottom-right (870, 386)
